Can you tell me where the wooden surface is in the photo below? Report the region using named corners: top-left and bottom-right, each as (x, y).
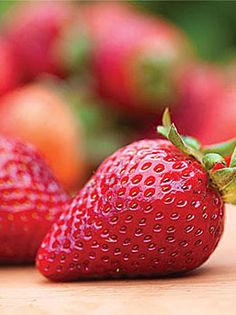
top-left (1, 205), bottom-right (236, 315)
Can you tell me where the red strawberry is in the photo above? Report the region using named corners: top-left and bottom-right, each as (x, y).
top-left (123, 64), bottom-right (225, 146)
top-left (37, 109), bottom-right (235, 281)
top-left (172, 63), bottom-right (225, 141)
top-left (66, 3), bottom-right (194, 115)
top-left (3, 1), bottom-right (74, 80)
top-left (173, 64), bottom-right (236, 145)
top-left (0, 37), bottom-right (21, 96)
top-left (198, 84), bottom-right (236, 144)
top-left (0, 137), bottom-right (69, 263)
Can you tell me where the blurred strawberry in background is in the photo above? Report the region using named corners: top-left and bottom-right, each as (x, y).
top-left (172, 63), bottom-right (226, 142)
top-left (3, 1), bottom-right (75, 81)
top-left (199, 84), bottom-right (236, 144)
top-left (0, 37), bottom-right (21, 96)
top-left (132, 63), bottom-right (225, 142)
top-left (72, 96), bottom-right (126, 171)
top-left (0, 84), bottom-right (84, 191)
top-left (171, 63), bottom-right (236, 145)
top-left (64, 2), bottom-right (194, 116)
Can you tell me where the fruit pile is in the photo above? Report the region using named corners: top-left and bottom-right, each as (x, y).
top-left (0, 1), bottom-right (236, 281)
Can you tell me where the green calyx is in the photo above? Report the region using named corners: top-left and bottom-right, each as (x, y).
top-left (157, 108), bottom-right (236, 205)
top-left (136, 55), bottom-right (176, 109)
top-left (60, 26), bottom-right (91, 73)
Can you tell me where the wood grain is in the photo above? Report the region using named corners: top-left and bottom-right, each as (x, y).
top-left (1, 205), bottom-right (236, 315)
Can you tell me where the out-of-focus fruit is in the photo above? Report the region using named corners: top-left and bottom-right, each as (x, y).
top-left (0, 136), bottom-right (69, 263)
top-left (0, 37), bottom-right (21, 95)
top-left (172, 64), bottom-right (225, 142)
top-left (200, 85), bottom-right (236, 144)
top-left (65, 3), bottom-right (194, 116)
top-left (36, 110), bottom-right (235, 281)
top-left (3, 1), bottom-right (75, 80)
top-left (72, 95), bottom-right (131, 174)
top-left (223, 59), bottom-right (236, 86)
top-left (0, 84), bottom-right (84, 190)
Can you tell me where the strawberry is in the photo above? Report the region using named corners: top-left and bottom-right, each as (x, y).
top-left (0, 136), bottom-right (69, 263)
top-left (0, 83), bottom-right (85, 190)
top-left (197, 84), bottom-right (236, 144)
top-left (66, 3), bottom-right (194, 115)
top-left (3, 1), bottom-right (74, 80)
top-left (172, 63), bottom-right (225, 141)
top-left (172, 64), bottom-right (236, 145)
top-left (37, 109), bottom-right (236, 281)
top-left (0, 37), bottom-right (21, 96)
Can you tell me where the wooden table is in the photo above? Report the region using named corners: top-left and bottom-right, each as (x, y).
top-left (1, 205), bottom-right (236, 315)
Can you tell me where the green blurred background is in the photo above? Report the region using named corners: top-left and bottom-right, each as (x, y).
top-left (138, 1), bottom-right (236, 61)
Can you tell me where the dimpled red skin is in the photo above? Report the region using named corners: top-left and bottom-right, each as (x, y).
top-left (37, 140), bottom-right (224, 281)
top-left (0, 137), bottom-right (69, 263)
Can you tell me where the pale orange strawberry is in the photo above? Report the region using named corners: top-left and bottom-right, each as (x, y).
top-left (0, 84), bottom-right (85, 190)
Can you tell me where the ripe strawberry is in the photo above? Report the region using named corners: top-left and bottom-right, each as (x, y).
top-left (0, 83), bottom-right (85, 190)
top-left (3, 1), bottom-right (74, 80)
top-left (121, 65), bottom-right (225, 150)
top-left (0, 137), bottom-right (69, 263)
top-left (37, 109), bottom-right (235, 281)
top-left (198, 84), bottom-right (236, 144)
top-left (0, 37), bottom-right (21, 96)
top-left (224, 59), bottom-right (236, 85)
top-left (66, 3), bottom-right (194, 115)
top-left (172, 63), bottom-right (225, 141)
top-left (172, 64), bottom-right (236, 145)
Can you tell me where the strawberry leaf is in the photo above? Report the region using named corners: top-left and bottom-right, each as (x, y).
top-left (202, 153), bottom-right (226, 171)
top-left (162, 108), bottom-right (171, 127)
top-left (203, 138), bottom-right (236, 157)
top-left (230, 146), bottom-right (236, 167)
top-left (157, 109), bottom-right (203, 162)
top-left (210, 167), bottom-right (236, 204)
